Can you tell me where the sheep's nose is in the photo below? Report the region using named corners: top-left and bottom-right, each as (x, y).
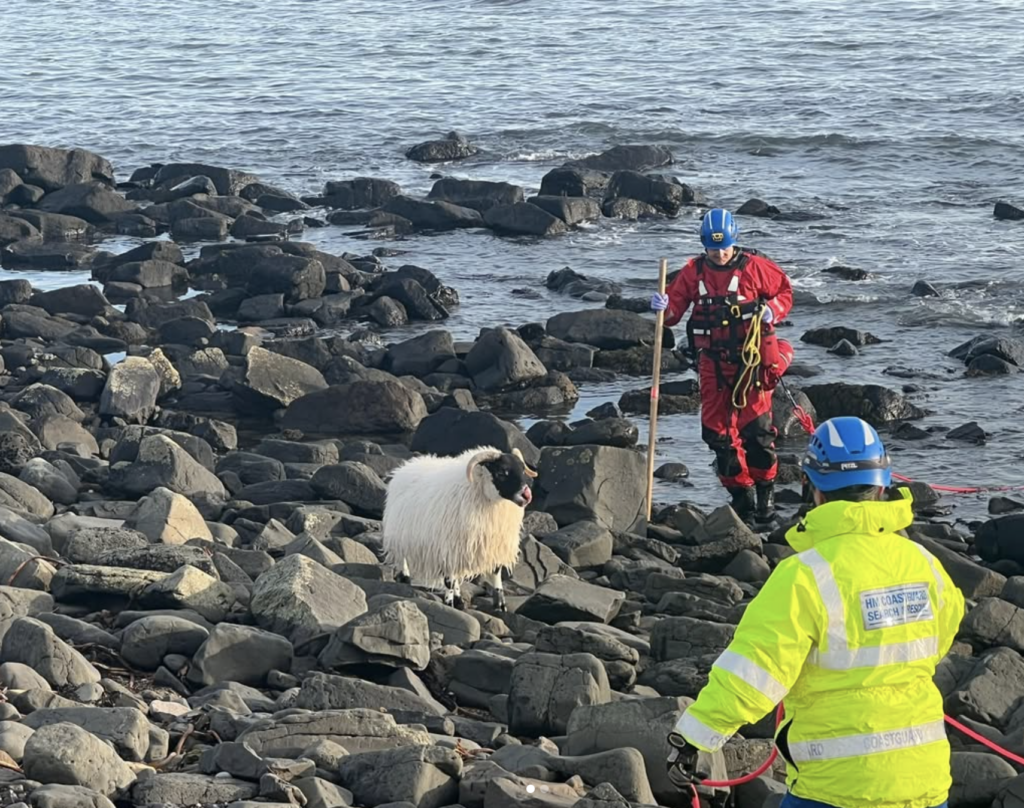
top-left (519, 486), bottom-right (532, 505)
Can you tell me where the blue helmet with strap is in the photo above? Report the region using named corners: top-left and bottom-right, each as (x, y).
top-left (802, 416), bottom-right (892, 491)
top-left (700, 208), bottom-right (739, 250)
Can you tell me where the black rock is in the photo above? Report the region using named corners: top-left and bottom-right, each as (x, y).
top-left (427, 177), bottom-right (523, 212)
top-left (892, 422), bottom-right (930, 440)
top-left (366, 296), bottom-right (408, 327)
top-left (100, 240), bottom-right (185, 268)
top-left (0, 278), bottom-right (33, 305)
top-left (946, 421), bottom-right (988, 444)
top-left (256, 193), bottom-right (309, 213)
top-left (126, 297), bottom-right (214, 329)
top-left (567, 145), bottom-right (673, 173)
top-left (602, 170), bottom-right (704, 216)
top-left (561, 418), bottom-right (639, 448)
top-left (31, 284), bottom-right (112, 319)
top-left (546, 267), bottom-right (621, 300)
top-left (410, 407), bottom-right (539, 466)
top-left (538, 166), bottom-right (611, 198)
top-left (911, 280), bottom-right (941, 297)
top-left (655, 463), bottom-right (690, 481)
top-left (150, 161), bottom-right (258, 196)
top-left (975, 514), bottom-right (1024, 565)
top-left (967, 355), bottom-right (1019, 376)
top-left (390, 265), bottom-right (459, 309)
top-left (526, 420), bottom-right (572, 448)
top-left (158, 316), bottom-right (217, 346)
top-left (593, 345), bottom-right (683, 376)
top-left (994, 201), bottom-right (1024, 221)
top-left (802, 382), bottom-right (924, 426)
top-left (405, 131), bottom-right (479, 163)
top-left (828, 339), bottom-right (859, 357)
top-left (620, 379), bottom-right (700, 416)
top-left (36, 181), bottom-right (136, 224)
top-left (802, 327), bottom-right (881, 348)
top-left (950, 335), bottom-right (1024, 369)
top-left (546, 309), bottom-right (657, 350)
top-left (601, 198), bottom-right (661, 220)
top-left (1, 239), bottom-right (101, 270)
top-left (737, 198), bottom-right (781, 217)
top-left (527, 195), bottom-right (602, 225)
top-left (823, 265), bottom-right (869, 281)
top-left (0, 143), bottom-right (114, 191)
top-left (989, 497), bottom-right (1024, 515)
top-left (484, 202), bottom-right (567, 236)
top-left (368, 275), bottom-right (448, 321)
top-left (586, 402), bottom-right (623, 420)
top-left (282, 381), bottom-right (427, 436)
top-left (464, 327), bottom-right (547, 392)
top-left (321, 177), bottom-right (402, 209)
top-left (386, 330), bottom-right (456, 377)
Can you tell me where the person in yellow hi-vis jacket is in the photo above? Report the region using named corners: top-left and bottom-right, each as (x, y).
top-left (666, 415), bottom-right (965, 808)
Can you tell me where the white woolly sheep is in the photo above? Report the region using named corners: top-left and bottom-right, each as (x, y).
top-left (381, 445), bottom-right (538, 610)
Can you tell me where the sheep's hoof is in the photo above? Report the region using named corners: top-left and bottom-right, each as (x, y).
top-left (493, 591), bottom-right (506, 611)
top-left (452, 593), bottom-right (466, 611)
top-left (396, 572), bottom-right (411, 585)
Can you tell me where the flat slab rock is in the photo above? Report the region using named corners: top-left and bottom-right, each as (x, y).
top-left (130, 772), bottom-right (259, 806)
top-left (517, 574), bottom-right (625, 624)
top-left (236, 707), bottom-right (432, 758)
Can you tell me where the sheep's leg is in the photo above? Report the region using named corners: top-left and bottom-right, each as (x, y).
top-left (443, 577), bottom-right (465, 610)
top-left (396, 559), bottom-right (411, 585)
top-left (489, 570), bottom-right (506, 611)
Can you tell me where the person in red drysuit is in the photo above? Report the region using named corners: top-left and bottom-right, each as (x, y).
top-left (651, 208), bottom-right (794, 522)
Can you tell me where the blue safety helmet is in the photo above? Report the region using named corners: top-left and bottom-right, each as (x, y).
top-left (801, 416), bottom-right (892, 491)
top-left (700, 208), bottom-right (739, 250)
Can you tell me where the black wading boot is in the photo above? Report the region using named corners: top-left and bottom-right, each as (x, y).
top-left (728, 486), bottom-right (756, 520)
top-left (755, 481), bottom-right (776, 524)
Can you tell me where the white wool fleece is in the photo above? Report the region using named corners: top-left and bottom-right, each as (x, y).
top-left (381, 445), bottom-right (525, 586)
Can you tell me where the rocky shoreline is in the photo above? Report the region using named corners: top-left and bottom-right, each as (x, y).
top-left (2, 141), bottom-right (1024, 808)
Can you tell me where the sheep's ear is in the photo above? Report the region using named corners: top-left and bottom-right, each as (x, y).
top-left (466, 450), bottom-right (496, 482)
top-left (512, 448), bottom-right (539, 478)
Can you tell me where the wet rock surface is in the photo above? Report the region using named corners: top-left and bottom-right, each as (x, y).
top-left (0, 140), bottom-right (1011, 808)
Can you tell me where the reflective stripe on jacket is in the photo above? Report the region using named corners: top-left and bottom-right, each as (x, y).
top-left (674, 489), bottom-right (965, 808)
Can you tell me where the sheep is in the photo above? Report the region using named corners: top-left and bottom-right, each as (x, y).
top-left (381, 445), bottom-right (538, 611)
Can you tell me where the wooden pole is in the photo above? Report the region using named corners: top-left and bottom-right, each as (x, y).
top-left (645, 257), bottom-right (669, 521)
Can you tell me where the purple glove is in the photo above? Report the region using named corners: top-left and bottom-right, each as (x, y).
top-left (761, 306), bottom-right (774, 323)
top-left (651, 293), bottom-right (669, 312)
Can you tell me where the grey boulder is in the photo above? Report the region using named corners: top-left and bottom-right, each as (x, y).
top-left (22, 722), bottom-right (135, 798)
top-left (320, 599), bottom-right (431, 671)
top-left (250, 554), bottom-right (368, 646)
top-left (337, 744), bottom-right (463, 808)
top-left (508, 651), bottom-right (611, 736)
top-left (188, 624), bottom-right (294, 687)
top-left (0, 617), bottom-right (100, 687)
top-left (99, 356), bottom-right (161, 424)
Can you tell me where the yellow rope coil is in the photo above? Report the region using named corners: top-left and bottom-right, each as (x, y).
top-left (731, 305), bottom-right (765, 409)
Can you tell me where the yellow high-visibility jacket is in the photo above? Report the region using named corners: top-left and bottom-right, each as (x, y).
top-left (674, 490), bottom-right (965, 808)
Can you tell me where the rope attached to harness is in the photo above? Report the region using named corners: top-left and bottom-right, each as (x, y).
top-left (730, 303), bottom-right (764, 410)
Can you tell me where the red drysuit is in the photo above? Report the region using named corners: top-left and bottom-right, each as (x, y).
top-left (664, 248), bottom-right (794, 488)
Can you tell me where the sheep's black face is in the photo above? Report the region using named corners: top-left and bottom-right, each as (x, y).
top-left (482, 454), bottom-right (533, 507)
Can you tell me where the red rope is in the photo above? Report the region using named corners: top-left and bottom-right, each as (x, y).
top-left (943, 714), bottom-right (1024, 766)
top-left (786, 401), bottom-right (1024, 495)
top-left (682, 706), bottom-right (1024, 800)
